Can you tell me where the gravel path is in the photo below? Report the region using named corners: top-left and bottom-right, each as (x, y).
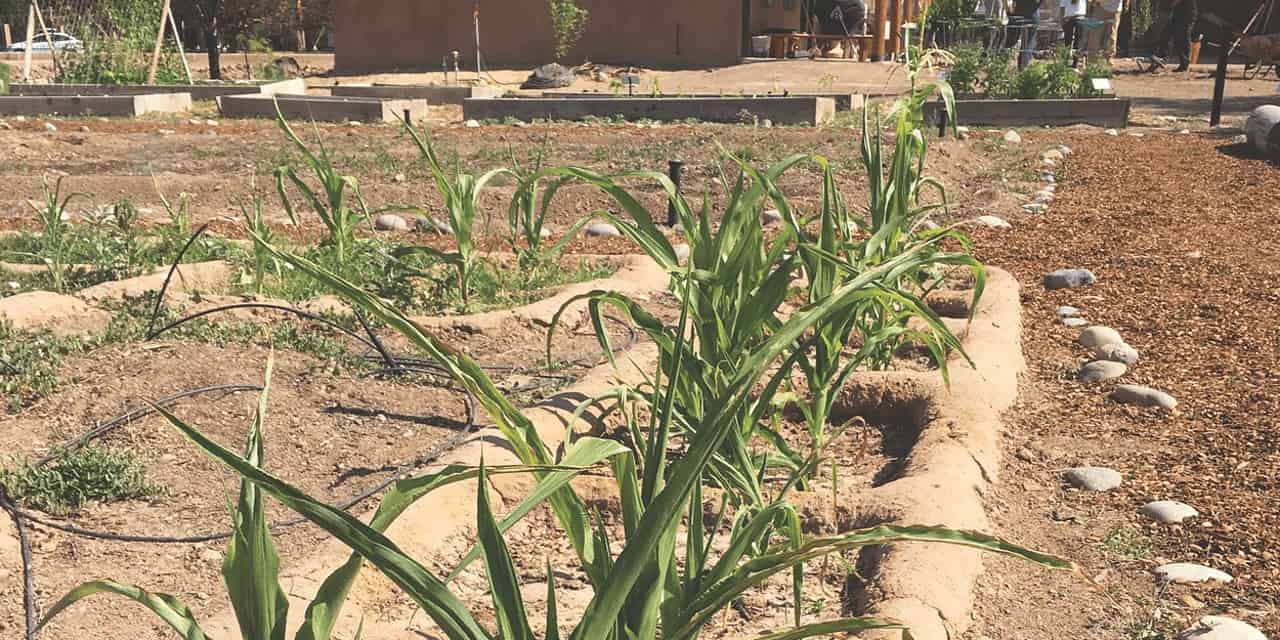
top-left (966, 131), bottom-right (1279, 638)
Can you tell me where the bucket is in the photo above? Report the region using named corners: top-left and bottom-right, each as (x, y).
top-left (751, 35), bottom-right (771, 57)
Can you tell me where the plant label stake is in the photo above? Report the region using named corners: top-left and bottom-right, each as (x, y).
top-left (936, 94), bottom-right (948, 138)
top-left (1211, 41), bottom-right (1229, 127)
top-left (667, 160), bottom-right (684, 227)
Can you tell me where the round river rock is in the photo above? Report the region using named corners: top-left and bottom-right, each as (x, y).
top-left (1155, 563), bottom-right (1233, 584)
top-left (1179, 616), bottom-right (1267, 640)
top-left (1094, 342), bottom-right (1140, 366)
top-left (1044, 268), bottom-right (1096, 290)
top-left (1079, 360), bottom-right (1127, 383)
top-left (1064, 466), bottom-right (1123, 491)
top-left (1111, 384), bottom-right (1178, 410)
top-left (1140, 500), bottom-right (1199, 524)
top-left (584, 222), bottom-right (621, 238)
top-left (374, 213), bottom-right (409, 232)
top-left (1079, 326), bottom-right (1124, 349)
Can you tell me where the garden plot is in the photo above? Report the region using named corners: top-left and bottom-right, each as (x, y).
top-left (0, 93), bottom-right (193, 118)
top-left (0, 75), bottom-right (1094, 640)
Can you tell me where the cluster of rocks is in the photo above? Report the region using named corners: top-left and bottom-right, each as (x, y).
top-left (1040, 208), bottom-right (1260, 639)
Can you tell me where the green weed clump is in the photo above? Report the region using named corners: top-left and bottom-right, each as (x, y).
top-left (1, 444), bottom-right (160, 515)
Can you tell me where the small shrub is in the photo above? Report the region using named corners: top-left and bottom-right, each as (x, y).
top-left (0, 444), bottom-right (160, 514)
top-left (548, 0), bottom-right (589, 61)
top-left (946, 45), bottom-right (984, 95)
top-left (0, 62), bottom-right (10, 95)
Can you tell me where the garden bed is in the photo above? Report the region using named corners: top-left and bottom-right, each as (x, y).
top-left (7, 78), bottom-right (305, 101)
top-left (216, 93), bottom-right (429, 123)
top-left (0, 93), bottom-right (193, 117)
top-left (924, 97), bottom-right (1131, 129)
top-left (462, 95), bottom-right (837, 125)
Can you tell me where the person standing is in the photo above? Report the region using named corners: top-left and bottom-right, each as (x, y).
top-left (1006, 0), bottom-right (1041, 70)
top-left (1086, 0), bottom-right (1123, 61)
top-left (1159, 0), bottom-right (1198, 71)
top-left (1061, 0), bottom-right (1088, 59)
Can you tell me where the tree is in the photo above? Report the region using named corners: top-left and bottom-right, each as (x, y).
top-left (548, 0), bottom-right (587, 62)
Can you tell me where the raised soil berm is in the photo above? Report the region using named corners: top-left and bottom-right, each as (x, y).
top-left (217, 93), bottom-right (429, 123)
top-left (924, 98), bottom-right (1131, 128)
top-left (542, 90), bottom-right (865, 111)
top-left (463, 95), bottom-right (837, 125)
top-left (832, 267), bottom-right (1025, 640)
top-left (330, 83), bottom-right (507, 105)
top-left (7, 78), bottom-right (305, 101)
top-left (0, 93), bottom-right (193, 117)
top-left (193, 265), bottom-right (1023, 640)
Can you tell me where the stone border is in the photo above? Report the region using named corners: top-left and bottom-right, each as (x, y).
top-left (329, 83), bottom-right (506, 105)
top-left (831, 267), bottom-right (1024, 640)
top-left (216, 93), bottom-right (429, 123)
top-left (0, 93), bottom-right (193, 117)
top-left (7, 78), bottom-right (305, 101)
top-left (923, 98), bottom-right (1131, 128)
top-left (463, 95), bottom-right (836, 125)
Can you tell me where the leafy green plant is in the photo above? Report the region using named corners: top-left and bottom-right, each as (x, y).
top-left (4, 176), bottom-right (85, 293)
top-left (395, 119), bottom-right (507, 307)
top-left (1, 444), bottom-right (160, 515)
top-left (548, 0), bottom-right (589, 62)
top-left (946, 45), bottom-right (983, 95)
top-left (0, 61), bottom-right (10, 95)
top-left (1080, 54), bottom-right (1114, 97)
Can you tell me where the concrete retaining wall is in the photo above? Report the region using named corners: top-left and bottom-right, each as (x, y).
top-left (217, 94), bottom-right (428, 123)
top-left (463, 96), bottom-right (836, 125)
top-left (0, 93), bottom-right (193, 117)
top-left (8, 78), bottom-right (305, 101)
top-left (924, 98), bottom-right (1131, 128)
top-left (542, 91), bottom-right (863, 111)
top-left (330, 84), bottom-right (506, 105)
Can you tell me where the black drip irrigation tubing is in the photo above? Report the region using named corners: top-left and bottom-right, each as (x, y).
top-left (0, 489), bottom-right (38, 640)
top-left (34, 384), bottom-right (264, 467)
top-left (147, 301), bottom-right (383, 353)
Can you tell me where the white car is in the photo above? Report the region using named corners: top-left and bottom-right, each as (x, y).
top-left (7, 31), bottom-right (83, 53)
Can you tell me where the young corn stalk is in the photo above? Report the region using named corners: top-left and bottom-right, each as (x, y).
top-left (240, 189), bottom-right (279, 296)
top-left (395, 119), bottom-right (506, 306)
top-left (272, 103), bottom-right (376, 269)
top-left (505, 133), bottom-right (589, 269)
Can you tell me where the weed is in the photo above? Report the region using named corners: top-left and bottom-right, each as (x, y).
top-left (1100, 526), bottom-right (1153, 561)
top-left (0, 444), bottom-right (160, 515)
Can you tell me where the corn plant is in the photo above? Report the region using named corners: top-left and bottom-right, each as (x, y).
top-left (506, 133), bottom-right (590, 268)
top-left (273, 103), bottom-right (375, 269)
top-left (6, 176), bottom-right (84, 293)
top-left (395, 119), bottom-right (507, 306)
top-left (240, 189), bottom-right (280, 296)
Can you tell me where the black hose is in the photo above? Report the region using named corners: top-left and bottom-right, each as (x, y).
top-left (147, 302), bottom-right (381, 353)
top-left (145, 223), bottom-right (212, 339)
top-left (0, 489), bottom-right (37, 640)
top-left (34, 384), bottom-right (264, 468)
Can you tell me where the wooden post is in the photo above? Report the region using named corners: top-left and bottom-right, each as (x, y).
top-left (167, 7), bottom-right (193, 83)
top-left (31, 0), bottom-right (61, 78)
top-left (890, 0), bottom-right (905, 59)
top-left (148, 0), bottom-right (173, 85)
top-left (2, 23), bottom-right (12, 48)
top-left (21, 4), bottom-right (34, 82)
top-left (873, 0), bottom-right (890, 60)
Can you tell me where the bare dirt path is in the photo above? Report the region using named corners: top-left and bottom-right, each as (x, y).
top-left (962, 131), bottom-right (1280, 639)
